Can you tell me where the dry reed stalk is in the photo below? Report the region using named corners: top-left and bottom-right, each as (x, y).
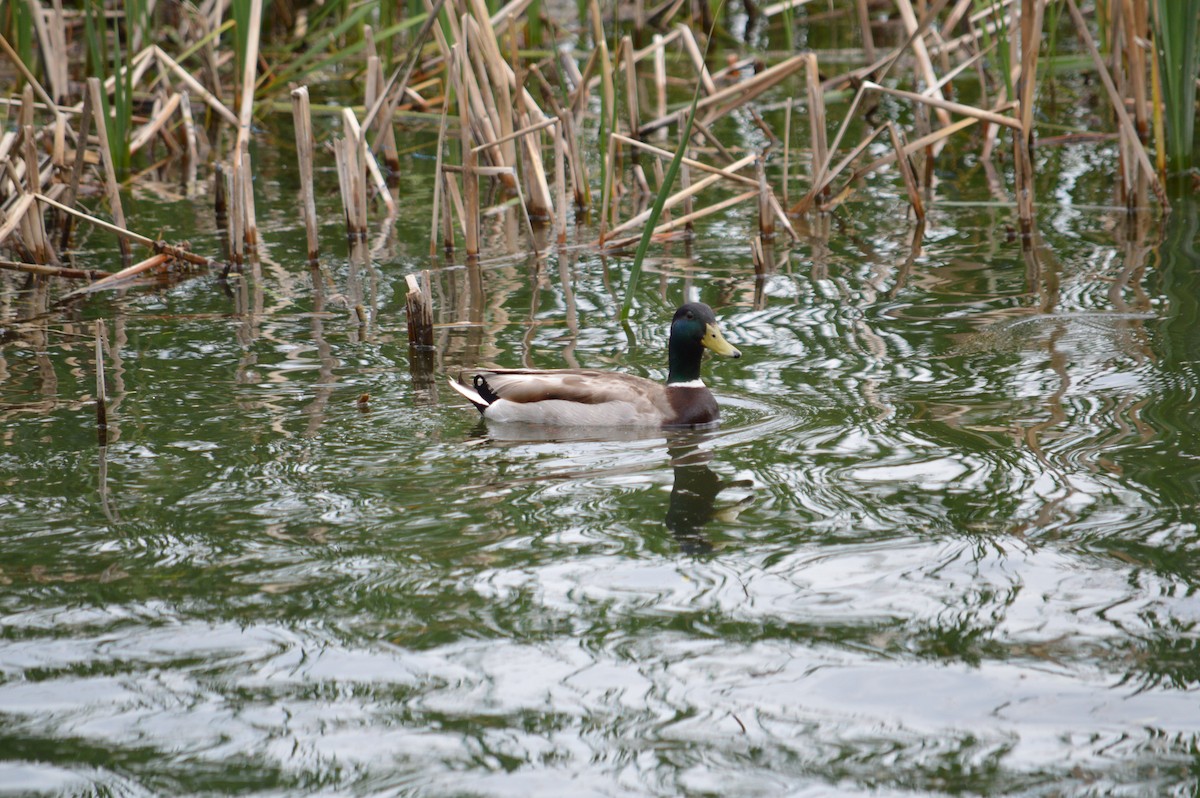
top-left (1063, 0), bottom-right (1166, 208)
top-left (490, 0), bottom-right (538, 28)
top-left (650, 158), bottom-right (669, 224)
top-left (231, 0), bottom-right (262, 248)
top-left (341, 108), bottom-right (397, 218)
top-left (0, 194), bottom-right (36, 250)
top-left (1124, 0), bottom-right (1149, 142)
top-left (633, 164), bottom-right (652, 198)
top-left (50, 99), bottom-right (67, 170)
top-left (0, 130), bottom-right (15, 164)
top-left (20, 123), bottom-right (55, 194)
top-left (652, 34), bottom-right (668, 141)
top-left (464, 14), bottom-right (517, 180)
top-left (470, 116), bottom-right (559, 152)
top-left (678, 25), bottom-right (717, 95)
top-left (647, 189), bottom-right (758, 236)
top-left (213, 162), bottom-right (228, 237)
top-left (679, 159), bottom-right (694, 230)
top-left (508, 24), bottom-right (549, 220)
top-left (0, 257), bottom-right (108, 280)
top-left (864, 80), bottom-right (1021, 129)
top-left (21, 127), bottom-right (55, 264)
top-left (631, 28), bottom-right (683, 61)
top-left (622, 35), bottom-right (641, 155)
top-left (93, 45), bottom-right (152, 108)
top-left (0, 32), bottom-right (64, 121)
top-left (153, 47), bottom-right (239, 126)
top-left (23, 0), bottom-right (67, 102)
top-left (531, 65), bottom-right (590, 211)
top-left (86, 77), bottom-right (131, 264)
top-left (7, 172), bottom-right (40, 260)
top-left (761, 0), bottom-right (814, 13)
top-left (179, 92), bottom-right (198, 189)
top-left (365, 0), bottom-right (448, 163)
top-left (476, 165), bottom-right (540, 253)
top-left (37, 193), bottom-right (219, 268)
top-left (756, 156), bottom-right (774, 239)
top-left (928, 45), bottom-right (993, 95)
top-left (333, 142), bottom-right (355, 239)
top-left (570, 48), bottom-right (599, 116)
top-left (887, 123), bottom-right (925, 220)
top-left (368, 55), bottom-right (400, 173)
top-left (940, 0), bottom-right (975, 38)
top-left (456, 44), bottom-right (507, 172)
top-left (930, 0), bottom-right (1014, 55)
top-left (834, 0), bottom-right (952, 93)
top-left (613, 134), bottom-right (756, 185)
top-left (589, 0), bottom-right (616, 239)
top-left (804, 53), bottom-right (827, 200)
top-left (18, 83), bottom-right (33, 130)
top-left (62, 253), bottom-right (173, 299)
top-left (290, 87), bottom-right (320, 262)
top-left (601, 118), bottom-right (620, 242)
top-left (228, 160), bottom-right (244, 267)
top-left (640, 55), bottom-right (808, 135)
top-left (563, 112), bottom-right (589, 210)
top-left (605, 158), bottom-right (745, 238)
top-left (458, 41), bottom-right (481, 257)
top-left (430, 75), bottom-right (453, 258)
top-left (856, 0), bottom-right (877, 63)
top-left (820, 116), bottom-right (979, 211)
top-left (236, 0), bottom-right (263, 148)
top-left (554, 122), bottom-right (567, 244)
top-left (4, 36), bottom-right (68, 166)
top-left (238, 140), bottom-right (258, 248)
top-left (129, 93), bottom-right (183, 155)
top-left (782, 96), bottom-right (792, 205)
top-left (1012, 0), bottom-right (1042, 234)
top-left (689, 117), bottom-right (737, 163)
top-left (443, 170), bottom-right (464, 251)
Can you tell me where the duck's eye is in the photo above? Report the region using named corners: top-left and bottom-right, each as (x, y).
top-left (685, 311), bottom-right (694, 319)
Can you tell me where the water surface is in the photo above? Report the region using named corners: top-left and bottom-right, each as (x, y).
top-left (2, 108), bottom-right (1199, 797)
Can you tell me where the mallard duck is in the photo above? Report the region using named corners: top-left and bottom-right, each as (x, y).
top-left (448, 302), bottom-right (741, 427)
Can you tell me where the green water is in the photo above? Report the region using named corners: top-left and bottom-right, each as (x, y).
top-left (3, 98), bottom-right (1200, 796)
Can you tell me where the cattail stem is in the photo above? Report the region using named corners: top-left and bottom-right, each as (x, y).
top-left (95, 320), bottom-right (108, 448)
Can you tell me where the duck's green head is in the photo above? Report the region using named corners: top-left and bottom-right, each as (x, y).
top-left (667, 303), bottom-right (740, 383)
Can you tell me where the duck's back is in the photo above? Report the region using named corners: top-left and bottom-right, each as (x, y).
top-left (465, 369), bottom-right (680, 427)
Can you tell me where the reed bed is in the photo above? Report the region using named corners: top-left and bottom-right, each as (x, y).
top-left (0, 0), bottom-right (1190, 328)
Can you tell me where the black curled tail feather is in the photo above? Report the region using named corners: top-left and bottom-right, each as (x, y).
top-left (473, 374), bottom-right (501, 405)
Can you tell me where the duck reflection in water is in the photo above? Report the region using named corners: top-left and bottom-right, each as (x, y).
top-left (463, 424), bottom-right (753, 553)
top-left (665, 440), bottom-right (753, 554)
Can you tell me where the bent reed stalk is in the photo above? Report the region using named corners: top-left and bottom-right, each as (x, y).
top-left (0, 0), bottom-right (1182, 315)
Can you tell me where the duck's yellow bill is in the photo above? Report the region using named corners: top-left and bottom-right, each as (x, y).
top-left (702, 323), bottom-right (741, 358)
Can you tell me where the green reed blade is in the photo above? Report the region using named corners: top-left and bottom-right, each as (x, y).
top-left (1155, 0), bottom-right (1200, 173)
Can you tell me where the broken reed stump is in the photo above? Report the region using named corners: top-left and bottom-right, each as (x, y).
top-left (291, 86), bottom-right (320, 263)
top-left (405, 271), bottom-right (434, 350)
top-left (405, 270), bottom-right (435, 393)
